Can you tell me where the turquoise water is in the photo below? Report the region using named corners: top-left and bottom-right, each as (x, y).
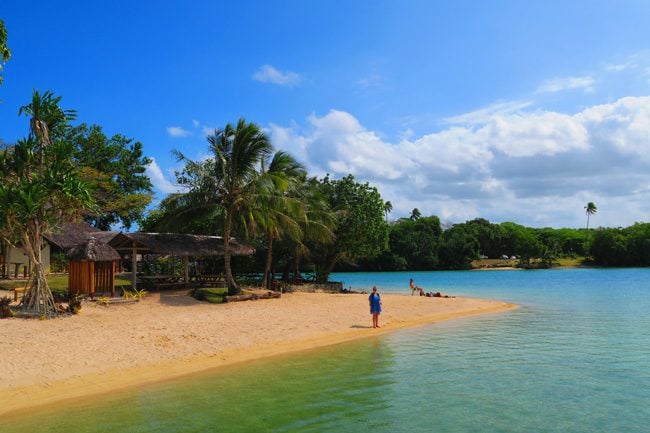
top-left (3, 268), bottom-right (650, 432)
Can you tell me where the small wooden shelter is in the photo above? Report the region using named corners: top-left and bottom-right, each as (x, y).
top-left (67, 237), bottom-right (122, 298)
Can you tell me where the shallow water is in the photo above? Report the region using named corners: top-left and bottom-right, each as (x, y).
top-left (3, 268), bottom-right (649, 432)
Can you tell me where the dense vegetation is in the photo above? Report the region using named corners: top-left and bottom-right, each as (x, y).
top-left (335, 215), bottom-right (650, 271)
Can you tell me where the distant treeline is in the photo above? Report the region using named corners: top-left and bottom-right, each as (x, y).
top-left (334, 216), bottom-right (650, 271)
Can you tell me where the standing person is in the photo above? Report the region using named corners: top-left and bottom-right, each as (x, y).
top-left (369, 286), bottom-right (382, 328)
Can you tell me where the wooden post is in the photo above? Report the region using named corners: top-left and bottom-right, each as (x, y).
top-left (111, 261), bottom-right (116, 297)
top-left (184, 255), bottom-right (189, 285)
top-left (89, 261), bottom-right (95, 298)
top-left (131, 242), bottom-right (137, 290)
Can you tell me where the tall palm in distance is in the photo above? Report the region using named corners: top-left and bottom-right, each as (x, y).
top-left (384, 201), bottom-right (393, 223)
top-left (585, 202), bottom-right (597, 231)
top-left (584, 202), bottom-right (598, 258)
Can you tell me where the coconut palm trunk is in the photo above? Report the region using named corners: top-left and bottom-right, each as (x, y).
top-left (263, 232), bottom-right (274, 290)
top-left (223, 208), bottom-right (239, 295)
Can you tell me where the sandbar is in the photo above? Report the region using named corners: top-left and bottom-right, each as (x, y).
top-left (0, 290), bottom-right (516, 416)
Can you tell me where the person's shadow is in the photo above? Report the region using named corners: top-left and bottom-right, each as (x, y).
top-left (350, 324), bottom-right (373, 329)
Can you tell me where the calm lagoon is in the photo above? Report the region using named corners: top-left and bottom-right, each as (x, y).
top-left (3, 268), bottom-right (649, 432)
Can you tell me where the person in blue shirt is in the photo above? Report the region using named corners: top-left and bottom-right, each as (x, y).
top-left (368, 286), bottom-right (382, 328)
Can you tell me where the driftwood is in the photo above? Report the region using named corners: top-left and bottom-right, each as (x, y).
top-left (225, 294), bottom-right (253, 302)
top-left (225, 291), bottom-right (281, 303)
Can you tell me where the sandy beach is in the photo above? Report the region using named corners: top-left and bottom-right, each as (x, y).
top-left (0, 290), bottom-right (515, 416)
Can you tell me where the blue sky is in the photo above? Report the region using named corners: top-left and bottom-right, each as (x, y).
top-left (2, 1), bottom-right (650, 228)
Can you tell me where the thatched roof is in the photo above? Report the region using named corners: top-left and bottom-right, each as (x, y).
top-left (66, 237), bottom-right (121, 262)
top-left (45, 222), bottom-right (118, 250)
top-left (108, 232), bottom-right (255, 257)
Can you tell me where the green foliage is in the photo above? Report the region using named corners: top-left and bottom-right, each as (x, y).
top-left (193, 287), bottom-right (227, 304)
top-left (588, 223), bottom-right (650, 266)
top-left (65, 124), bottom-right (153, 230)
top-left (0, 18), bottom-right (10, 85)
top-left (0, 295), bottom-right (15, 318)
top-left (0, 90), bottom-right (95, 315)
top-left (389, 216), bottom-right (442, 269)
top-left (173, 118), bottom-right (274, 295)
top-left (123, 288), bottom-right (148, 300)
top-left (311, 174), bottom-right (388, 282)
top-left (67, 293), bottom-right (82, 314)
top-left (439, 224), bottom-right (480, 269)
top-left (50, 252), bottom-right (67, 273)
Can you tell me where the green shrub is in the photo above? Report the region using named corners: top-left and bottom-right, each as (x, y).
top-left (193, 287), bottom-right (227, 304)
top-left (0, 296), bottom-right (15, 318)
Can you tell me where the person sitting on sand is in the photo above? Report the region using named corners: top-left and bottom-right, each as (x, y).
top-left (368, 286), bottom-right (382, 328)
top-left (409, 278), bottom-right (423, 296)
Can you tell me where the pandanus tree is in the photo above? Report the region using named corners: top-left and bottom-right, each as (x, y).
top-left (0, 90), bottom-right (93, 315)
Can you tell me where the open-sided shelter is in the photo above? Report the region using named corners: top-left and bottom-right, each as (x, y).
top-left (108, 233), bottom-right (255, 290)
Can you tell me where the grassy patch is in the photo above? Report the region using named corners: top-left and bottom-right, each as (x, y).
top-left (554, 257), bottom-right (586, 267)
top-left (471, 258), bottom-right (518, 269)
top-left (193, 287), bottom-right (228, 304)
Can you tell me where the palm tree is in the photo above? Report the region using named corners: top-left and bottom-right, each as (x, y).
top-left (410, 208), bottom-right (421, 221)
top-left (585, 202), bottom-right (597, 231)
top-left (384, 201), bottom-right (393, 223)
top-left (254, 151), bottom-right (306, 289)
top-left (175, 119), bottom-right (273, 295)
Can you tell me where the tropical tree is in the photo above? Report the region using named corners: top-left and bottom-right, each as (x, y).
top-left (585, 202), bottom-right (597, 231)
top-left (65, 124), bottom-right (153, 230)
top-left (174, 119), bottom-right (273, 295)
top-left (254, 151), bottom-right (307, 289)
top-left (0, 18), bottom-right (10, 85)
top-left (0, 91), bottom-right (93, 315)
top-left (409, 208), bottom-right (421, 221)
top-left (310, 174), bottom-right (388, 282)
top-left (383, 201), bottom-right (393, 222)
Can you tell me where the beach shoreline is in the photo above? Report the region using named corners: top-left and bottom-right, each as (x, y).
top-left (0, 290), bottom-right (516, 416)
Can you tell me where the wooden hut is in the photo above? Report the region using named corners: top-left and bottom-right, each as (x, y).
top-left (67, 237), bottom-right (122, 298)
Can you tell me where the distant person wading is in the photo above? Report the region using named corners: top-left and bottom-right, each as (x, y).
top-left (369, 286), bottom-right (382, 328)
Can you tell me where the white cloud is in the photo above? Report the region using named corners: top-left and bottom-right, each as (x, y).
top-left (166, 126), bottom-right (192, 138)
top-left (269, 96), bottom-right (650, 228)
top-left (358, 74), bottom-right (383, 89)
top-left (485, 111), bottom-right (589, 157)
top-left (146, 158), bottom-right (184, 195)
top-left (605, 62), bottom-right (634, 72)
top-left (252, 64), bottom-right (301, 86)
top-left (192, 119), bottom-right (200, 127)
top-left (201, 126), bottom-right (215, 137)
top-left (536, 75), bottom-right (596, 94)
top-left (445, 100), bottom-right (533, 125)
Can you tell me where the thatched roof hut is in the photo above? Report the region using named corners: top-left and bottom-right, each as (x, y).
top-left (45, 221), bottom-right (118, 251)
top-left (108, 232), bottom-right (255, 256)
top-left (67, 237), bottom-right (121, 298)
top-left (66, 237), bottom-right (121, 262)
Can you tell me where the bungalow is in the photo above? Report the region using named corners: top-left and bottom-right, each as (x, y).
top-left (0, 222), bottom-right (117, 279)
